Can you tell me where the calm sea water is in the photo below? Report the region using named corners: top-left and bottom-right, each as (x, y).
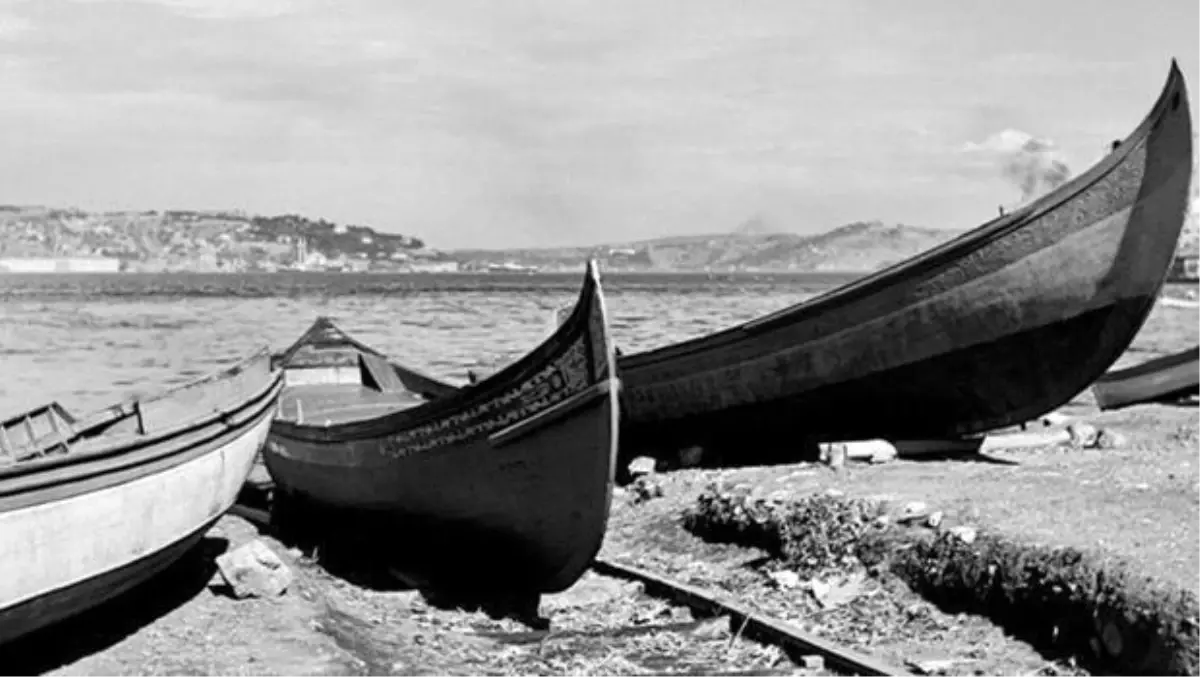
top-left (0, 271), bottom-right (861, 417)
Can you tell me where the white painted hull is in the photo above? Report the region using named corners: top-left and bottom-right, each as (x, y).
top-left (0, 412), bottom-right (273, 645)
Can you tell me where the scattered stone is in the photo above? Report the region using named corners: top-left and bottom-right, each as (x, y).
top-left (824, 488), bottom-right (845, 498)
top-left (947, 526), bottom-right (977, 545)
top-left (897, 501), bottom-right (929, 523)
top-left (768, 570), bottom-right (800, 589)
top-left (215, 539), bottom-right (293, 599)
top-left (820, 439), bottom-right (902, 464)
top-left (767, 489), bottom-right (791, 503)
top-left (874, 513), bottom-right (892, 527)
top-left (810, 574), bottom-right (863, 609)
top-left (831, 439), bottom-right (898, 464)
top-left (1040, 412), bottom-right (1071, 427)
top-left (1094, 428), bottom-right (1128, 449)
top-left (906, 657), bottom-right (969, 675)
top-left (690, 616), bottom-right (730, 640)
top-left (926, 511), bottom-right (944, 529)
top-left (630, 476), bottom-right (664, 504)
top-left (627, 456), bottom-right (656, 478)
top-left (1067, 423), bottom-right (1100, 448)
top-left (869, 443), bottom-right (898, 464)
top-left (800, 655), bottom-right (825, 670)
top-left (677, 445), bottom-right (704, 468)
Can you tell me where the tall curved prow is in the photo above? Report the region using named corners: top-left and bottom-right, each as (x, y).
top-left (264, 261), bottom-right (620, 600)
top-left (615, 61), bottom-right (1193, 467)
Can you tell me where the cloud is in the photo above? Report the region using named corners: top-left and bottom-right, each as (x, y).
top-left (65, 0), bottom-right (300, 20)
top-left (0, 8), bottom-right (30, 39)
top-left (0, 0), bottom-right (1193, 248)
top-left (963, 129), bottom-right (1073, 205)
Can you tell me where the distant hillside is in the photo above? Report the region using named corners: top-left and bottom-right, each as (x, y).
top-left (0, 206), bottom-right (436, 272)
top-left (4, 197), bottom-right (1193, 275)
top-left (451, 221), bottom-right (965, 273)
top-left (1183, 196), bottom-right (1200, 257)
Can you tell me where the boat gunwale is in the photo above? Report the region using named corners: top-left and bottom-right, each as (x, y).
top-left (488, 377), bottom-right (618, 449)
top-left (272, 260), bottom-right (608, 443)
top-left (620, 60), bottom-right (1189, 369)
top-left (1092, 346), bottom-right (1200, 411)
top-left (1093, 346), bottom-right (1200, 384)
top-left (0, 347), bottom-right (283, 484)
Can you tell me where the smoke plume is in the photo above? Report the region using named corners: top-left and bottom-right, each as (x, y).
top-left (964, 129), bottom-right (1073, 207)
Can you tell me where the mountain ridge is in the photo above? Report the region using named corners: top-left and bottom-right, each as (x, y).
top-left (452, 221), bottom-right (966, 272)
top-left (0, 206), bottom-right (969, 273)
top-left (1, 203), bottom-right (1194, 273)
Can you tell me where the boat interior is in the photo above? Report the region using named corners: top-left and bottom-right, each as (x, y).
top-left (0, 354), bottom-right (272, 466)
top-left (274, 317), bottom-right (462, 427)
top-left (0, 396), bottom-right (190, 465)
top-left (278, 347), bottom-right (436, 426)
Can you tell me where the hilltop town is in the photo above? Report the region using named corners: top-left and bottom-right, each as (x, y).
top-left (0, 206), bottom-right (449, 273)
top-left (1, 201), bottom-right (1196, 275)
top-left (0, 206), bottom-right (970, 274)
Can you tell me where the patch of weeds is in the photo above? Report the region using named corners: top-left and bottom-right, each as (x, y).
top-left (892, 530), bottom-right (1200, 676)
top-left (630, 476), bottom-right (665, 505)
top-left (681, 484), bottom-right (1200, 675)
top-left (681, 483), bottom-right (891, 578)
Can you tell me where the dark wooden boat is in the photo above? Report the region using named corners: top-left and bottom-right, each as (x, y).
top-left (262, 262), bottom-right (620, 596)
top-left (240, 331), bottom-right (462, 507)
top-left (0, 350), bottom-right (283, 646)
top-left (615, 61), bottom-right (1194, 463)
top-left (1091, 346), bottom-right (1200, 410)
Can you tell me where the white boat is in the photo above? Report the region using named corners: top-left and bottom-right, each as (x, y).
top-left (0, 350), bottom-right (284, 645)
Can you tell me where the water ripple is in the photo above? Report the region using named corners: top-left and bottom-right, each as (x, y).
top-left (7, 272), bottom-right (1186, 419)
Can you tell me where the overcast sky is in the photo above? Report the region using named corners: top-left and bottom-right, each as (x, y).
top-left (0, 0), bottom-right (1196, 249)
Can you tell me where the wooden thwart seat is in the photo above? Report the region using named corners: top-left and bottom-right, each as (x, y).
top-left (1, 402), bottom-right (78, 461)
top-left (359, 352), bottom-right (409, 393)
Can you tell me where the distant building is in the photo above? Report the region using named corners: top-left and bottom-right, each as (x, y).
top-left (409, 260), bottom-right (459, 273)
top-left (1168, 253), bottom-right (1199, 282)
top-left (0, 257), bottom-right (121, 273)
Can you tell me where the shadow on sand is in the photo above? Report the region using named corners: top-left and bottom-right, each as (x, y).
top-left (0, 536), bottom-right (229, 675)
top-left (235, 490), bottom-right (551, 631)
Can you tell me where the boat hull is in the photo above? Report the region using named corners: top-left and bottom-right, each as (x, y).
top-left (625, 297), bottom-right (1158, 460)
top-left (0, 357), bottom-right (282, 645)
top-left (1092, 346), bottom-right (1200, 410)
top-left (617, 63), bottom-right (1194, 463)
top-left (264, 262), bottom-right (620, 595)
top-left (265, 379), bottom-right (618, 593)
